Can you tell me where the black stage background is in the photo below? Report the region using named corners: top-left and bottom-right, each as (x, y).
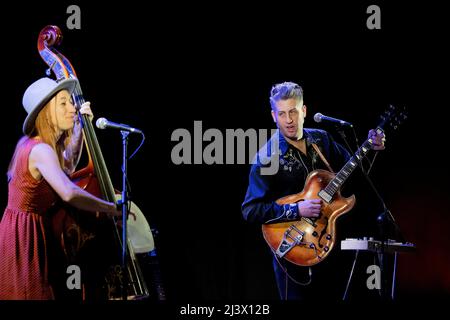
top-left (1, 0), bottom-right (449, 313)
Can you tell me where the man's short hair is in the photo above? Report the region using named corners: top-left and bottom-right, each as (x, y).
top-left (270, 82), bottom-right (303, 110)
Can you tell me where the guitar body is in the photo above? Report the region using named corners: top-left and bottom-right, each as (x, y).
top-left (262, 169), bottom-right (355, 266)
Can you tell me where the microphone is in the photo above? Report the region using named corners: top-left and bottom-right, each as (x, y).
top-left (95, 117), bottom-right (143, 134)
top-left (313, 113), bottom-right (353, 127)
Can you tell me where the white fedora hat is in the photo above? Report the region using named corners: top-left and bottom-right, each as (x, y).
top-left (22, 77), bottom-right (78, 135)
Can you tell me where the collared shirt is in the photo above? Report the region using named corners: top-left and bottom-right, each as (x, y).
top-left (241, 128), bottom-right (351, 224)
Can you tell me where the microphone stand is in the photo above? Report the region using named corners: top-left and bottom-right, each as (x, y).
top-left (120, 130), bottom-right (130, 300)
top-left (335, 125), bottom-right (404, 300)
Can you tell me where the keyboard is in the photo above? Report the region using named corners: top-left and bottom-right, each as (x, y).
top-left (341, 238), bottom-right (416, 253)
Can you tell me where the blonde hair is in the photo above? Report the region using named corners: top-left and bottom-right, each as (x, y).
top-left (269, 81), bottom-right (304, 110)
top-left (7, 95), bottom-right (73, 181)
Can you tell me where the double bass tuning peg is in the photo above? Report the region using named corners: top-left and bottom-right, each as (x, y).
top-left (45, 61), bottom-right (57, 77)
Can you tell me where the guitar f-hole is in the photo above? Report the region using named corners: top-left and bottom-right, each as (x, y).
top-left (318, 217), bottom-right (330, 248)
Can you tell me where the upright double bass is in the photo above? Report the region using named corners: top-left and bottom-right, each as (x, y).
top-left (38, 25), bottom-right (149, 300)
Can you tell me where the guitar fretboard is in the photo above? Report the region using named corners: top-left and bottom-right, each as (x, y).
top-left (322, 137), bottom-right (375, 199)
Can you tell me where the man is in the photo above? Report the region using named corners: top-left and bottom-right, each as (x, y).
top-left (241, 81), bottom-right (385, 300)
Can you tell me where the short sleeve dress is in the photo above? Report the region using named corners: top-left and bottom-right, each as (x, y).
top-left (0, 138), bottom-right (58, 299)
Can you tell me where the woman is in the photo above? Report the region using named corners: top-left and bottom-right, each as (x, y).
top-left (0, 77), bottom-right (121, 299)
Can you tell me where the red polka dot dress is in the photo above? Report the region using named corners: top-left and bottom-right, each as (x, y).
top-left (0, 138), bottom-right (59, 299)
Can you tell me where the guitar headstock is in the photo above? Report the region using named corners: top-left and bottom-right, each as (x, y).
top-left (377, 104), bottom-right (408, 131)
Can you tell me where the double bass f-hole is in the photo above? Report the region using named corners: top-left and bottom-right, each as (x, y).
top-left (38, 25), bottom-right (149, 300)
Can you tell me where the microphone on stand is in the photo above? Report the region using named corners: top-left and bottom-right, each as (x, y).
top-left (313, 113), bottom-right (353, 127)
top-left (96, 117), bottom-right (143, 134)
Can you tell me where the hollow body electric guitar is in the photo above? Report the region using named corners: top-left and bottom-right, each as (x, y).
top-left (262, 106), bottom-right (406, 266)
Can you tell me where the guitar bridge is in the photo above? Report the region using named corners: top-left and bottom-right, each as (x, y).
top-left (276, 225), bottom-right (305, 258)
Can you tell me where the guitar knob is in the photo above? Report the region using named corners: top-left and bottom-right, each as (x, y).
top-left (312, 231), bottom-right (318, 237)
top-left (326, 234), bottom-right (332, 240)
top-left (324, 246), bottom-right (329, 252)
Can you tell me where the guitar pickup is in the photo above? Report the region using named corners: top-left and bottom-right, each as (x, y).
top-left (276, 225), bottom-right (305, 258)
top-left (318, 190), bottom-right (332, 203)
top-left (302, 217), bottom-right (317, 227)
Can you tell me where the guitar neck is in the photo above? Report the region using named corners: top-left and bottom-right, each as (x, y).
top-left (318, 128), bottom-right (382, 202)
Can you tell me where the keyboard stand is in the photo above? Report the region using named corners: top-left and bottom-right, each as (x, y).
top-left (340, 238), bottom-right (416, 300)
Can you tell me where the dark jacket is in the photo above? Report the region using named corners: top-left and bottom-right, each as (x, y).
top-left (241, 128), bottom-right (351, 224)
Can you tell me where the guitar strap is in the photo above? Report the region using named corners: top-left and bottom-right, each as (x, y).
top-left (311, 143), bottom-right (334, 173)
